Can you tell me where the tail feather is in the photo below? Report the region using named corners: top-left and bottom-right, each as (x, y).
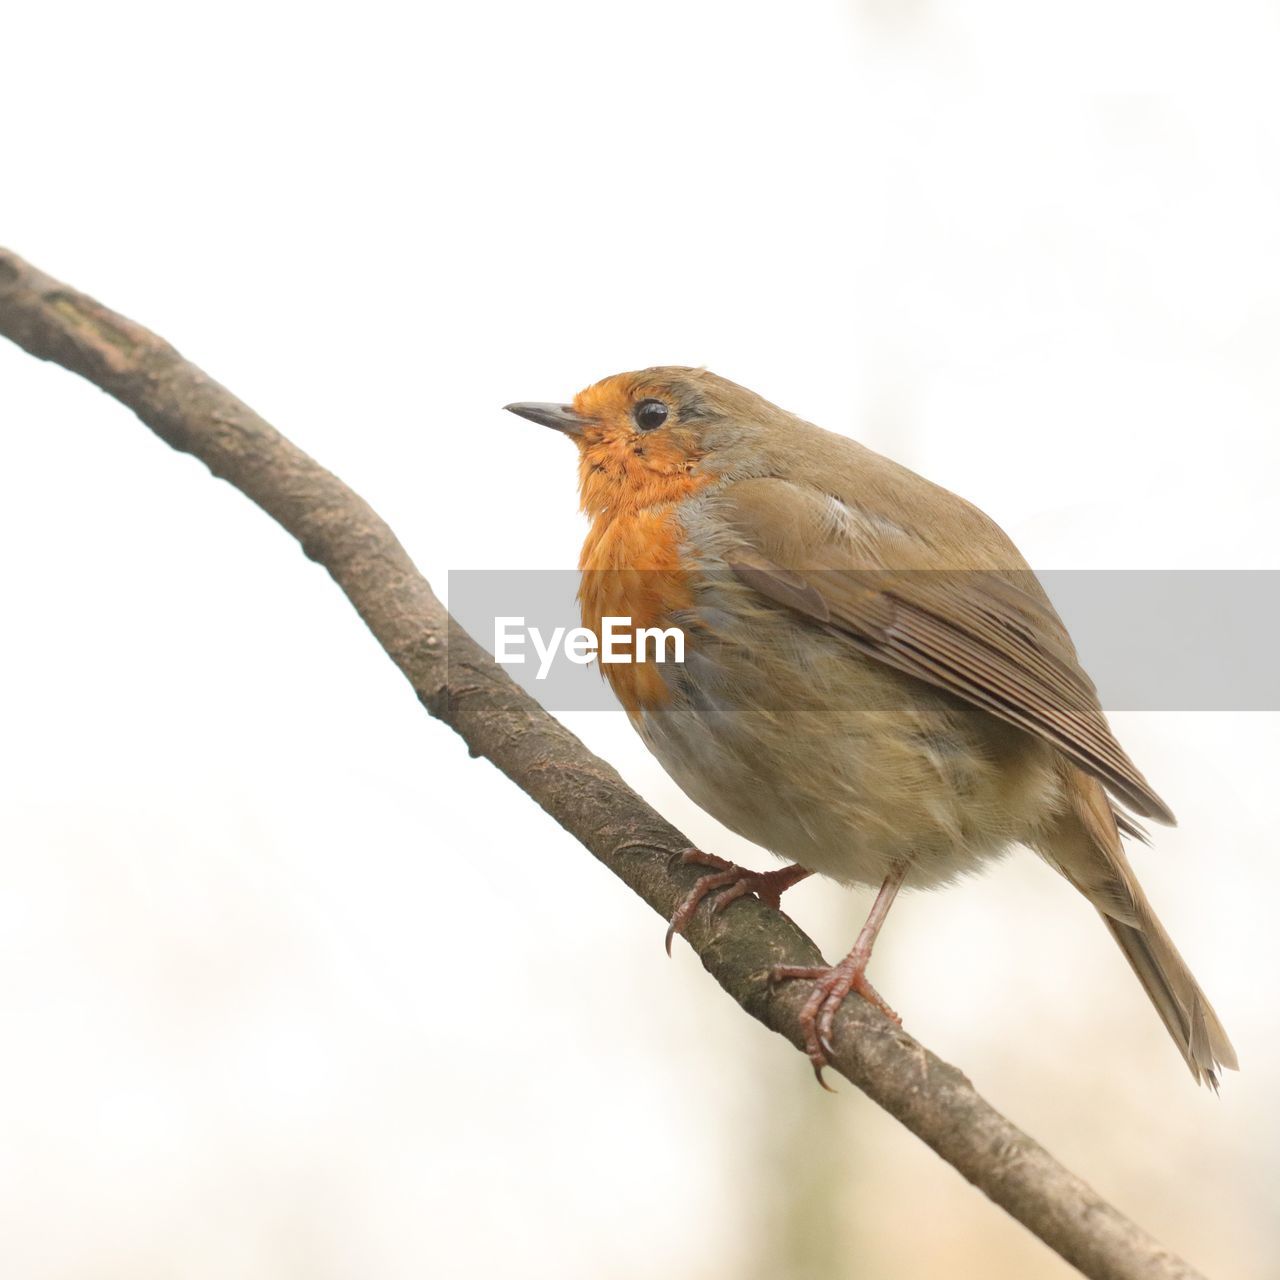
top-left (1036, 768), bottom-right (1238, 1088)
top-left (1099, 903), bottom-right (1238, 1089)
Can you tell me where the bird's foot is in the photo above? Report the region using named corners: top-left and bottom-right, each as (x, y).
top-left (665, 850), bottom-right (811, 955)
top-left (770, 951), bottom-right (901, 1089)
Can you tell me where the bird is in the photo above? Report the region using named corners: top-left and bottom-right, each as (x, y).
top-left (504, 367), bottom-right (1237, 1088)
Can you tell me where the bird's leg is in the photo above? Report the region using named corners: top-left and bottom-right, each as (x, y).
top-left (770, 863), bottom-right (909, 1088)
top-left (665, 850), bottom-right (813, 955)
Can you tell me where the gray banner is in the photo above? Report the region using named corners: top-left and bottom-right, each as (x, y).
top-left (447, 570), bottom-right (1280, 712)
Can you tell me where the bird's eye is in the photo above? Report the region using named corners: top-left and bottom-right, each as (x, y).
top-left (633, 399), bottom-right (669, 431)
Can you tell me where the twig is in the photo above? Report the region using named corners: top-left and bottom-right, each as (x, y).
top-left (0, 247), bottom-right (1206, 1280)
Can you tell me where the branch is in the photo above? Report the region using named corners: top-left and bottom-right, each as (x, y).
top-left (0, 247), bottom-right (1204, 1280)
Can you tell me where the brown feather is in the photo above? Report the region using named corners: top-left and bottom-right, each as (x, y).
top-left (717, 476), bottom-right (1175, 825)
top-left (1036, 771), bottom-right (1238, 1086)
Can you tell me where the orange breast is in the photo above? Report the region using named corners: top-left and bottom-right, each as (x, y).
top-left (578, 506), bottom-right (696, 718)
top-left (572, 397), bottom-right (714, 717)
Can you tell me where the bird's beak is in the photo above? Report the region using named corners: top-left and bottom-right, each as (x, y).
top-left (503, 401), bottom-right (592, 439)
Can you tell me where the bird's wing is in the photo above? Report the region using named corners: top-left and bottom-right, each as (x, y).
top-left (716, 475), bottom-right (1174, 824)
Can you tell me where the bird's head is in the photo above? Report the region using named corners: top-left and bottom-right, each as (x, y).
top-left (505, 366), bottom-right (785, 517)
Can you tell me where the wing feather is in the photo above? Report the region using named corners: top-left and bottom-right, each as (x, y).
top-left (717, 478), bottom-right (1174, 825)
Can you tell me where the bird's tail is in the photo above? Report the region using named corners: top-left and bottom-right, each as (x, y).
top-left (1097, 890), bottom-right (1238, 1089)
top-left (1036, 770), bottom-right (1238, 1088)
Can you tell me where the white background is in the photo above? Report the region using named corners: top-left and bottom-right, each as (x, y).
top-left (2, 2), bottom-right (1277, 1277)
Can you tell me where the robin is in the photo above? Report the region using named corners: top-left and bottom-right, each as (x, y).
top-left (504, 367), bottom-right (1237, 1087)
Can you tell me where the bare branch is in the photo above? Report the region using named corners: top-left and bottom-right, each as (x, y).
top-left (0, 247), bottom-right (1205, 1280)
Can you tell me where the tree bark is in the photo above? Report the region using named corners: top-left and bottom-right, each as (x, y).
top-left (0, 247), bottom-right (1207, 1280)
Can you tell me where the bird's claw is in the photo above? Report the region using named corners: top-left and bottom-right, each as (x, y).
top-left (769, 959), bottom-right (901, 1086)
top-left (664, 850), bottom-right (809, 956)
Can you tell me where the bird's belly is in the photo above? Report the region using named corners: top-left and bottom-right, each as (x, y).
top-left (633, 601), bottom-right (1064, 891)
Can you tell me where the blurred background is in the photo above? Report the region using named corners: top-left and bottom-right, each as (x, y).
top-left (2, 1), bottom-right (1277, 1276)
